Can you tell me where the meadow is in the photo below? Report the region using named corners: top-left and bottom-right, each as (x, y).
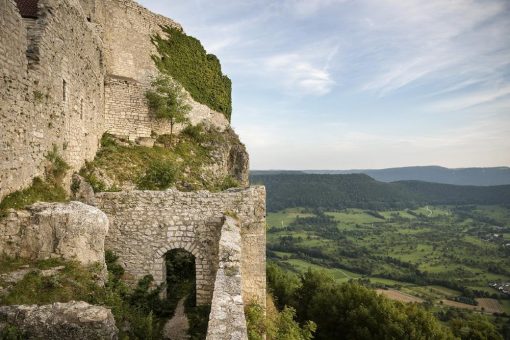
top-left (267, 205), bottom-right (510, 315)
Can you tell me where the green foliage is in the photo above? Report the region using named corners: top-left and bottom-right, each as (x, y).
top-left (0, 177), bottom-right (67, 217)
top-left (105, 250), bottom-right (125, 281)
top-left (0, 259), bottom-right (102, 306)
top-left (246, 298), bottom-right (316, 340)
top-left (70, 176), bottom-right (80, 194)
top-left (33, 90), bottom-right (44, 102)
top-left (267, 265), bottom-right (456, 340)
top-left (152, 26), bottom-right (232, 120)
top-left (246, 303), bottom-right (266, 340)
top-left (449, 314), bottom-right (503, 340)
top-left (0, 255), bottom-right (165, 340)
top-left (45, 144), bottom-right (70, 184)
top-left (0, 325), bottom-right (25, 340)
top-left (251, 173), bottom-right (510, 212)
top-left (80, 131), bottom-right (240, 193)
top-left (181, 123), bottom-right (207, 144)
top-left (267, 262), bottom-right (300, 310)
top-left (218, 176), bottom-right (240, 191)
top-left (137, 159), bottom-right (177, 190)
top-left (146, 76), bottom-right (191, 144)
top-left (273, 307), bottom-right (316, 340)
top-left (0, 146), bottom-right (70, 217)
top-left (79, 162), bottom-right (107, 192)
top-left (267, 206), bottom-right (510, 297)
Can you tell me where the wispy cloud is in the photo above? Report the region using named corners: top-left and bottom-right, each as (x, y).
top-left (357, 0), bottom-right (509, 97)
top-left (263, 53), bottom-right (336, 95)
top-left (429, 84), bottom-right (510, 112)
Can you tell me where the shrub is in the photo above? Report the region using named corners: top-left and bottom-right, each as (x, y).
top-left (246, 296), bottom-right (316, 340)
top-left (136, 159), bottom-right (177, 190)
top-left (152, 26), bottom-right (232, 120)
top-left (181, 124), bottom-right (206, 144)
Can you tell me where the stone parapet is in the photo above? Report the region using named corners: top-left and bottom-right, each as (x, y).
top-left (206, 216), bottom-right (248, 340)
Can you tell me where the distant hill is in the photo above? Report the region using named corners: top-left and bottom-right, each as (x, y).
top-left (303, 166), bottom-right (510, 186)
top-left (250, 173), bottom-right (510, 212)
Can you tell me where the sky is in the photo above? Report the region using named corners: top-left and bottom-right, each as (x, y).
top-left (137, 0), bottom-right (510, 170)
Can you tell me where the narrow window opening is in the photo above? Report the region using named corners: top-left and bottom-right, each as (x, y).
top-left (62, 79), bottom-right (67, 103)
top-left (80, 99), bottom-right (84, 119)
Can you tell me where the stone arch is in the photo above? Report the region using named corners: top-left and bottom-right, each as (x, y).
top-left (151, 242), bottom-right (212, 305)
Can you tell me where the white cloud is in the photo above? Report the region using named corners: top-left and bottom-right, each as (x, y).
top-left (263, 53), bottom-right (336, 95)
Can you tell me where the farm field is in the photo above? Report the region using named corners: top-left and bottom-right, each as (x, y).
top-left (376, 289), bottom-right (424, 303)
top-left (267, 205), bottom-right (510, 318)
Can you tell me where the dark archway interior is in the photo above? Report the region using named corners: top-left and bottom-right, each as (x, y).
top-left (165, 248), bottom-right (196, 306)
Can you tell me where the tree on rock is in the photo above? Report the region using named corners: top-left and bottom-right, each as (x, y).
top-left (146, 76), bottom-right (191, 145)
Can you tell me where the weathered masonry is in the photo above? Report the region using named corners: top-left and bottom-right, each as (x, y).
top-left (0, 0), bottom-right (231, 201)
top-left (95, 186), bottom-right (266, 307)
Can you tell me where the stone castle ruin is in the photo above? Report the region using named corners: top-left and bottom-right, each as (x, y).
top-left (0, 0), bottom-right (266, 338)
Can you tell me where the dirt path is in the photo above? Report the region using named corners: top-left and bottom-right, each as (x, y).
top-left (163, 297), bottom-right (190, 340)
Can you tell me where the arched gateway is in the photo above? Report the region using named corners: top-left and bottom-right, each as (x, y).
top-left (95, 187), bottom-right (266, 306)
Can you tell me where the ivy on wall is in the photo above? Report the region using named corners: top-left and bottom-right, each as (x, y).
top-left (151, 26), bottom-right (232, 121)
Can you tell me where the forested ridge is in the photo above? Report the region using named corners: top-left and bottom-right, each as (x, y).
top-left (250, 173), bottom-right (510, 211)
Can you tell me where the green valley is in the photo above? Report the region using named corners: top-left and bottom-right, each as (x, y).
top-left (267, 205), bottom-right (510, 301)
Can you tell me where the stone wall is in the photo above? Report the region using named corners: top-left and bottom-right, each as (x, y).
top-left (104, 76), bottom-right (153, 141)
top-left (0, 0), bottom-right (240, 200)
top-left (95, 186), bottom-right (266, 307)
top-left (0, 0), bottom-right (105, 201)
top-left (206, 216), bottom-right (248, 340)
top-left (104, 76), bottom-right (230, 141)
top-left (102, 0), bottom-right (181, 84)
top-left (100, 0), bottom-right (229, 141)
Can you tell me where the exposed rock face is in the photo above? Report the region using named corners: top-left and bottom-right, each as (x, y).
top-left (208, 127), bottom-right (250, 187)
top-left (0, 301), bottom-right (118, 339)
top-left (71, 174), bottom-right (97, 206)
top-left (0, 202), bottom-right (109, 274)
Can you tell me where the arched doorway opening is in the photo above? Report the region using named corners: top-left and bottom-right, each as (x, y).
top-left (165, 248), bottom-right (196, 306)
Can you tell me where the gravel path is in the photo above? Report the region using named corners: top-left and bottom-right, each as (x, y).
top-left (163, 297), bottom-right (190, 340)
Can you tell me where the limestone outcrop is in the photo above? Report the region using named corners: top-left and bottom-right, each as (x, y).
top-left (207, 128), bottom-right (250, 187)
top-left (0, 202), bottom-right (109, 272)
top-left (0, 301), bottom-right (118, 339)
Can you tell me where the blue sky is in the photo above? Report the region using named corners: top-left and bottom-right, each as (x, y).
top-left (138, 0), bottom-right (510, 170)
